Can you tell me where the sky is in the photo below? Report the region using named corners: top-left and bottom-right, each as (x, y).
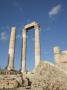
top-left (0, 0), bottom-right (67, 71)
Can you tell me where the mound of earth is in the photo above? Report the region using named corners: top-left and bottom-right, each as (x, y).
top-left (31, 61), bottom-right (67, 90)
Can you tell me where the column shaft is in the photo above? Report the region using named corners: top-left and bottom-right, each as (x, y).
top-left (21, 30), bottom-right (26, 72)
top-left (35, 26), bottom-right (40, 68)
top-left (7, 27), bottom-right (16, 70)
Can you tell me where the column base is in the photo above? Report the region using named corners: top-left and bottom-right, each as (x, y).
top-left (7, 66), bottom-right (14, 71)
top-left (21, 70), bottom-right (27, 73)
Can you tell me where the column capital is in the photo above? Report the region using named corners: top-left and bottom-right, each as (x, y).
top-left (22, 30), bottom-right (26, 38)
top-left (34, 24), bottom-right (40, 31)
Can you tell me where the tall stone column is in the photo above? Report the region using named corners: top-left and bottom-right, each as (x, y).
top-left (7, 27), bottom-right (16, 71)
top-left (21, 30), bottom-right (26, 72)
top-left (35, 25), bottom-right (40, 69)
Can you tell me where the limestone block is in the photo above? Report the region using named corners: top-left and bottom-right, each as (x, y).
top-left (54, 47), bottom-right (60, 54)
top-left (61, 51), bottom-right (67, 63)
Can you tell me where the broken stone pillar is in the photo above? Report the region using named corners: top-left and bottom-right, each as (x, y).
top-left (21, 30), bottom-right (27, 72)
top-left (61, 50), bottom-right (67, 63)
top-left (34, 25), bottom-right (40, 69)
top-left (7, 27), bottom-right (16, 71)
top-left (54, 47), bottom-right (60, 64)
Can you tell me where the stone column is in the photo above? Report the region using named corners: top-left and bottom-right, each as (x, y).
top-left (34, 25), bottom-right (40, 69)
top-left (7, 27), bottom-right (16, 71)
top-left (21, 30), bottom-right (26, 72)
top-left (54, 47), bottom-right (60, 64)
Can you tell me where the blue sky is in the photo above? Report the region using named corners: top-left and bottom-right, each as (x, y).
top-left (0, 0), bottom-right (67, 71)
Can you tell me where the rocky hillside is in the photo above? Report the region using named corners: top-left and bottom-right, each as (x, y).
top-left (31, 61), bottom-right (67, 90)
top-left (1, 61), bottom-right (67, 90)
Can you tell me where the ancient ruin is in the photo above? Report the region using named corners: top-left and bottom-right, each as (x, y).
top-left (6, 22), bottom-right (67, 73)
top-left (21, 22), bottom-right (41, 72)
top-left (54, 47), bottom-right (61, 64)
top-left (54, 46), bottom-right (67, 64)
top-left (6, 22), bottom-right (41, 73)
top-left (7, 27), bottom-right (16, 71)
top-left (0, 21), bottom-right (67, 90)
top-left (54, 46), bottom-right (67, 71)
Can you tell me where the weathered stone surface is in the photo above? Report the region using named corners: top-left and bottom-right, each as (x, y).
top-left (31, 61), bottom-right (67, 90)
top-left (1, 61), bottom-right (67, 90)
top-left (56, 63), bottom-right (67, 72)
top-left (54, 46), bottom-right (67, 64)
top-left (0, 73), bottom-right (31, 90)
top-left (0, 79), bottom-right (18, 89)
top-left (0, 74), bottom-right (23, 89)
top-left (7, 27), bottom-right (16, 71)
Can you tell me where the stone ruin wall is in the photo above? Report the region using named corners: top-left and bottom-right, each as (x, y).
top-left (54, 47), bottom-right (67, 71)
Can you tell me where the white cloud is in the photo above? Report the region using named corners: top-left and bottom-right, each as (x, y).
top-left (49, 4), bottom-right (61, 16)
top-left (0, 32), bottom-right (7, 40)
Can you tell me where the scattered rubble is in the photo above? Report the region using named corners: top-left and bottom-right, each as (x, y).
top-left (31, 61), bottom-right (67, 90)
top-left (1, 61), bottom-right (67, 90)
